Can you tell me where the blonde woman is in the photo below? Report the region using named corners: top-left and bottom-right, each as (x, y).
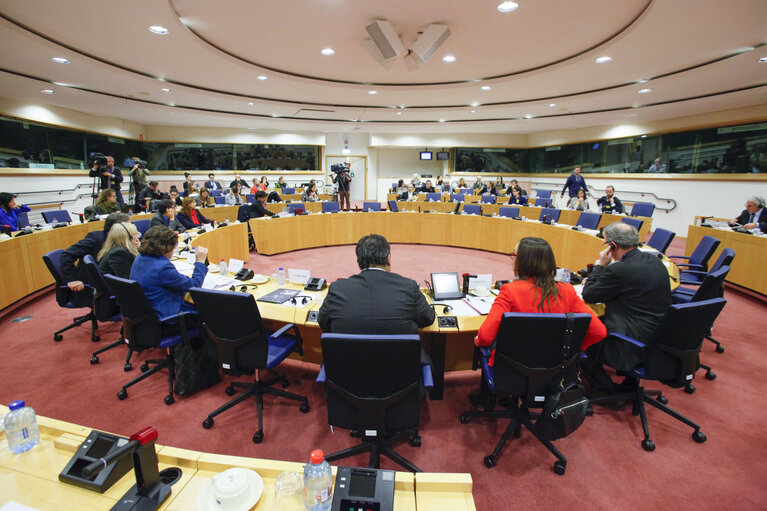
top-left (97, 222), bottom-right (140, 278)
top-left (95, 189), bottom-right (118, 215)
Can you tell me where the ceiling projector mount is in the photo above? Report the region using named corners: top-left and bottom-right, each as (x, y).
top-left (364, 20), bottom-right (451, 69)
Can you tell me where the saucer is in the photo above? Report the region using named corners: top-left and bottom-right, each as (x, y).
top-left (197, 468), bottom-right (263, 511)
top-left (249, 274), bottom-right (269, 284)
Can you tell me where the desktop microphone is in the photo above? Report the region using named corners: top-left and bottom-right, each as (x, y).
top-left (82, 426), bottom-right (158, 479)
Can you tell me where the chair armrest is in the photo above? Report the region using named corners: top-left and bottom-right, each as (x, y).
top-left (675, 263), bottom-right (704, 270)
top-left (270, 323), bottom-right (304, 356)
top-left (680, 270), bottom-right (707, 277)
top-left (422, 365), bottom-right (434, 389)
top-left (608, 332), bottom-right (646, 349)
top-left (668, 255), bottom-right (690, 261)
top-left (271, 323), bottom-right (297, 339)
top-left (316, 365), bottom-right (326, 383)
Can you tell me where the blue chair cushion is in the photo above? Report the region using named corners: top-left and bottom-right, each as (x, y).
top-left (158, 329), bottom-right (198, 349)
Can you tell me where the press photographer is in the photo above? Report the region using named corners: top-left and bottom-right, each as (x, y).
top-left (330, 162), bottom-right (351, 211)
top-left (126, 156), bottom-right (151, 198)
top-left (88, 153), bottom-right (124, 207)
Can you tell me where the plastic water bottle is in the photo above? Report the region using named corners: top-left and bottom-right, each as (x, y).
top-left (277, 267), bottom-right (286, 286)
top-left (4, 400), bottom-right (39, 453)
top-left (219, 258), bottom-right (227, 275)
top-left (303, 450), bottom-right (332, 511)
top-left (186, 247), bottom-right (196, 265)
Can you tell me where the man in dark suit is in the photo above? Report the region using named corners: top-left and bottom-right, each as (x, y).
top-left (205, 173), bottom-right (222, 191)
top-left (150, 200), bottom-right (186, 232)
top-left (597, 185), bottom-right (624, 214)
top-left (581, 222), bottom-right (672, 393)
top-left (318, 234), bottom-right (435, 364)
top-left (229, 174), bottom-right (249, 190)
top-left (732, 195), bottom-right (767, 231)
top-left (399, 184), bottom-right (417, 201)
top-left (249, 191), bottom-right (276, 218)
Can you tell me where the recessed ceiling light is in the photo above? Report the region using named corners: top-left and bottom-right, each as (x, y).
top-left (51, 57), bottom-right (69, 64)
top-left (368, 90), bottom-right (378, 95)
top-left (442, 55), bottom-right (456, 63)
top-left (595, 56), bottom-right (612, 64)
top-left (627, 113), bottom-right (638, 117)
top-left (148, 25), bottom-right (169, 35)
top-left (470, 102), bottom-right (480, 107)
top-left (759, 56), bottom-right (767, 63)
top-left (439, 119), bottom-right (446, 123)
top-left (247, 127), bottom-right (257, 130)
top-left (641, 135), bottom-right (647, 138)
top-left (470, 110), bottom-right (476, 113)
top-left (257, 75), bottom-right (268, 80)
top-left (52, 82), bottom-right (72, 87)
top-left (248, 102), bottom-right (254, 106)
top-left (321, 48), bottom-right (335, 56)
top-left (524, 114), bottom-right (533, 119)
top-left (271, 114), bottom-right (279, 117)
top-left (342, 148), bottom-right (351, 154)
top-left (497, 1), bottom-right (519, 13)
top-left (40, 89), bottom-right (55, 94)
top-left (481, 86), bottom-right (491, 91)
top-left (396, 112), bottom-right (402, 115)
top-left (549, 103), bottom-right (556, 107)
top-left (637, 88), bottom-right (653, 94)
top-left (161, 88), bottom-right (171, 92)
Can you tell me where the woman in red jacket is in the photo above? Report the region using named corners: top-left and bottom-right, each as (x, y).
top-left (476, 237), bottom-right (606, 365)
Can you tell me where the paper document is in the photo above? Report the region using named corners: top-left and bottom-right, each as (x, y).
top-left (201, 273), bottom-right (238, 290)
top-left (172, 260), bottom-right (196, 274)
top-left (468, 274), bottom-right (492, 290)
top-left (463, 296), bottom-right (494, 315)
top-left (433, 299), bottom-right (480, 317)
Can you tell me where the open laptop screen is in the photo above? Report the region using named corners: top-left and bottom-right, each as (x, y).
top-left (431, 272), bottom-right (463, 300)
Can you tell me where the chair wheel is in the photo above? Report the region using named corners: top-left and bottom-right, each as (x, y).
top-left (553, 461), bottom-right (566, 475)
top-left (705, 371), bottom-right (716, 380)
top-left (410, 435), bottom-right (422, 447)
top-left (641, 439), bottom-right (656, 452)
top-left (460, 414), bottom-right (470, 424)
top-left (54, 334), bottom-right (63, 342)
top-left (685, 384), bottom-right (696, 394)
top-left (253, 431), bottom-right (264, 443)
top-left (585, 406), bottom-right (594, 416)
top-left (90, 356), bottom-right (99, 365)
top-left (92, 335), bottom-right (100, 343)
top-left (656, 395), bottom-right (668, 405)
top-left (715, 346), bottom-right (724, 354)
top-left (692, 430), bottom-right (707, 443)
top-left (299, 402), bottom-right (310, 413)
top-left (225, 386), bottom-right (236, 396)
top-left (202, 418), bottom-right (214, 429)
top-left (164, 395), bottom-right (174, 406)
top-left (117, 389), bottom-right (128, 400)
top-left (140, 363), bottom-right (150, 373)
top-left (484, 455), bottom-right (497, 468)
top-left (281, 377), bottom-right (290, 388)
top-left (124, 363), bottom-right (132, 372)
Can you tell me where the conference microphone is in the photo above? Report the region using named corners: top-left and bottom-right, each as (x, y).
top-left (82, 426), bottom-right (158, 479)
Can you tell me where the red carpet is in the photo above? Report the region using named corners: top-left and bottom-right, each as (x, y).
top-left (1, 238), bottom-right (765, 510)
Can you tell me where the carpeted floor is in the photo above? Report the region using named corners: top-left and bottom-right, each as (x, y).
top-left (1, 237), bottom-right (765, 510)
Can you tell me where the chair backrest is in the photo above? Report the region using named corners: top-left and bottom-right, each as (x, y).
top-left (322, 201), bottom-right (341, 213)
top-left (283, 187), bottom-right (296, 195)
top-left (321, 334), bottom-right (422, 434)
top-left (214, 195), bottom-right (226, 205)
top-left (189, 288), bottom-right (270, 375)
top-left (132, 219), bottom-right (151, 237)
top-left (621, 216), bottom-right (644, 232)
top-left (710, 248), bottom-right (735, 272)
top-left (534, 197), bottom-right (551, 207)
top-left (480, 195), bottom-right (497, 204)
top-left (42, 209), bottom-right (72, 223)
top-left (16, 211), bottom-right (30, 229)
top-left (362, 202), bottom-right (381, 211)
top-left (451, 193), bottom-right (465, 203)
top-left (237, 204), bottom-right (251, 223)
top-left (539, 207), bottom-right (560, 222)
top-left (211, 189), bottom-right (224, 197)
top-left (459, 188), bottom-right (472, 195)
top-left (688, 266), bottom-right (730, 302)
top-left (82, 255), bottom-right (119, 321)
top-left (462, 204), bottom-right (481, 215)
top-left (535, 189), bottom-right (554, 199)
top-left (288, 203), bottom-right (306, 215)
top-left (576, 211), bottom-right (601, 230)
top-left (631, 202), bottom-right (655, 217)
top-left (689, 235), bottom-right (721, 268)
top-left (43, 249), bottom-right (78, 307)
top-left (391, 182), bottom-right (397, 190)
top-left (426, 193), bottom-right (441, 202)
top-left (642, 298), bottom-right (726, 385)
top-left (498, 207), bottom-right (519, 218)
top-left (103, 275), bottom-right (162, 349)
top-left (387, 200), bottom-right (398, 212)
top-left (245, 194), bottom-right (256, 203)
top-left (492, 313), bottom-right (592, 405)
top-left (647, 228), bottom-right (675, 254)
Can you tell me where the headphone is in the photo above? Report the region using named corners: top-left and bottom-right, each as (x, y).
top-left (120, 223), bottom-right (133, 238)
top-left (289, 296), bottom-right (312, 305)
top-left (608, 240), bottom-right (618, 251)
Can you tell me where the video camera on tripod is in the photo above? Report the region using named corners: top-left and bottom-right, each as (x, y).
top-left (330, 162), bottom-right (350, 174)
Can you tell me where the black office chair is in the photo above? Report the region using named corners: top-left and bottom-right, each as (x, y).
top-left (460, 313), bottom-right (592, 475)
top-left (104, 275), bottom-right (198, 406)
top-left (188, 288), bottom-right (309, 443)
top-left (646, 228), bottom-right (675, 254)
top-left (668, 235), bottom-right (720, 272)
top-left (320, 334), bottom-right (432, 473)
top-left (82, 255), bottom-right (133, 370)
top-left (42, 249), bottom-right (97, 342)
top-left (589, 298), bottom-right (727, 451)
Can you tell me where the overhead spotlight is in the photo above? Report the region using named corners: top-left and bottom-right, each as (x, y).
top-left (524, 114), bottom-right (533, 119)
top-left (641, 134), bottom-right (647, 138)
top-left (248, 102), bottom-right (254, 106)
top-left (497, 2), bottom-right (519, 13)
top-left (40, 89), bottom-right (55, 94)
top-left (481, 86), bottom-right (491, 91)
top-left (637, 88), bottom-right (653, 94)
top-left (365, 20), bottom-right (405, 60)
top-left (342, 148), bottom-right (351, 154)
top-left (442, 55), bottom-right (456, 63)
top-left (321, 48), bottom-right (335, 56)
top-left (595, 56), bottom-right (612, 63)
top-left (51, 57), bottom-right (69, 64)
top-left (148, 25), bottom-right (169, 35)
top-left (439, 119), bottom-right (446, 122)
top-left (549, 103), bottom-right (556, 107)
top-left (409, 24), bottom-right (451, 64)
top-left (368, 90), bottom-right (378, 95)
top-left (470, 110), bottom-right (476, 113)
top-left (397, 112), bottom-right (402, 115)
top-left (470, 102), bottom-right (479, 107)
top-left (161, 88), bottom-right (171, 92)
top-left (257, 75), bottom-right (268, 80)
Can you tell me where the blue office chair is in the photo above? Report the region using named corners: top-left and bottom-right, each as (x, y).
top-left (534, 197), bottom-right (551, 208)
top-left (535, 189), bottom-right (554, 199)
top-left (631, 202), bottom-right (655, 217)
top-left (621, 216), bottom-right (644, 232)
top-left (322, 201), bottom-right (341, 213)
top-left (451, 193), bottom-right (465, 203)
top-left (132, 219), bottom-right (151, 237)
top-left (16, 210), bottom-right (30, 229)
top-left (283, 187), bottom-right (296, 194)
top-left (189, 288), bottom-right (309, 443)
top-left (539, 207), bottom-right (560, 223)
top-left (646, 228), bottom-right (675, 254)
top-left (104, 275), bottom-right (199, 406)
top-left (388, 200), bottom-right (399, 212)
top-left (462, 204), bottom-right (481, 215)
top-left (214, 196), bottom-right (226, 205)
top-left (460, 313), bottom-right (593, 474)
top-left (390, 182), bottom-right (398, 191)
top-left (425, 193), bottom-right (441, 202)
top-left (211, 189), bottom-right (224, 197)
top-left (245, 194), bottom-right (256, 203)
top-left (362, 201), bottom-right (382, 211)
top-left (668, 235), bottom-right (720, 272)
top-left (679, 248), bottom-right (734, 286)
top-left (576, 211), bottom-right (601, 230)
top-left (589, 298), bottom-right (727, 452)
top-left (288, 203), bottom-right (306, 215)
top-left (320, 333), bottom-right (432, 473)
top-left (498, 207), bottom-right (519, 218)
top-left (42, 209), bottom-right (72, 224)
top-left (480, 195), bottom-right (497, 204)
top-left (42, 249), bottom-right (97, 342)
top-left (460, 188), bottom-right (472, 195)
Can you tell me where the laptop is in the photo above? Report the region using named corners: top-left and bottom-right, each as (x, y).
top-left (431, 272), bottom-right (464, 300)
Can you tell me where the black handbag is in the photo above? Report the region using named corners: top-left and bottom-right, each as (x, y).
top-left (532, 314), bottom-right (589, 441)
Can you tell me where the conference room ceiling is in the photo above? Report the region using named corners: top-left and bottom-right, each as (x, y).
top-left (0, 0), bottom-right (765, 135)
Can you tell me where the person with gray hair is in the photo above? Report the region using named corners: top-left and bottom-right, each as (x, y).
top-left (732, 195), bottom-right (767, 231)
top-left (580, 222), bottom-right (672, 396)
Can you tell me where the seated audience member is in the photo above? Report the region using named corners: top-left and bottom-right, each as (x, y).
top-left (169, 189), bottom-right (182, 207)
top-left (94, 189), bottom-right (118, 216)
top-left (0, 192), bottom-right (31, 230)
top-left (225, 184), bottom-right (244, 205)
top-left (249, 191), bottom-right (276, 218)
top-left (130, 226), bottom-right (208, 318)
top-left (399, 184), bottom-right (418, 201)
top-left (411, 173), bottom-right (422, 190)
top-left (456, 177), bottom-right (467, 191)
top-left (274, 176), bottom-right (287, 189)
top-left (731, 195), bottom-right (767, 231)
top-left (435, 176), bottom-right (450, 193)
top-left (302, 183), bottom-right (320, 202)
top-left (647, 157), bottom-right (667, 173)
top-left (495, 176), bottom-right (505, 190)
top-left (508, 186), bottom-right (526, 205)
top-left (137, 181), bottom-right (162, 211)
top-left (151, 199), bottom-right (186, 233)
top-left (567, 188), bottom-right (590, 211)
top-left (204, 173), bottom-right (222, 191)
top-left (60, 212), bottom-right (130, 303)
top-left (250, 177), bottom-right (260, 194)
top-left (597, 185), bottom-right (624, 214)
top-left (581, 222), bottom-right (671, 394)
top-left (197, 187), bottom-right (214, 208)
top-left (97, 222), bottom-right (140, 278)
top-left (476, 237), bottom-right (606, 365)
top-left (230, 174), bottom-right (249, 190)
top-left (421, 180), bottom-right (436, 193)
top-left (182, 172), bottom-right (199, 195)
top-left (506, 179), bottom-right (526, 197)
top-left (258, 176), bottom-right (269, 191)
top-left (177, 196), bottom-right (213, 229)
top-left (486, 182), bottom-right (499, 196)
top-left (395, 179), bottom-right (407, 193)
top-left (473, 176), bottom-right (487, 194)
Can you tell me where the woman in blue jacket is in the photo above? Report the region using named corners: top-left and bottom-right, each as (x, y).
top-left (0, 193), bottom-right (31, 230)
